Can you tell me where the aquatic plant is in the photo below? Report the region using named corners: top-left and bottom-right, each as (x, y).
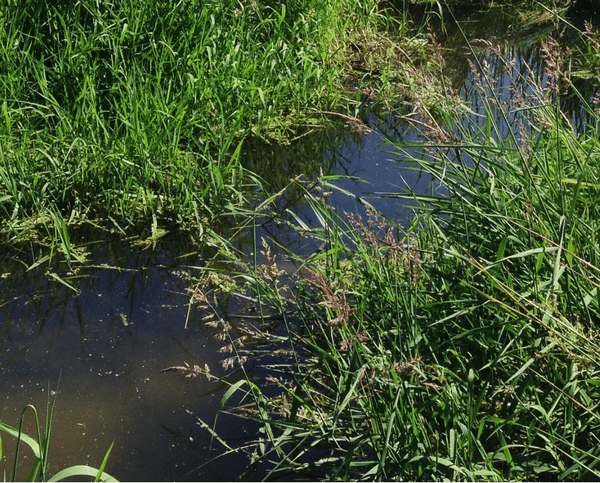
top-left (208, 9), bottom-right (600, 481)
top-left (0, 389), bottom-right (116, 482)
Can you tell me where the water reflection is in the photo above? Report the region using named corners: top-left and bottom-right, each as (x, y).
top-left (437, 3), bottom-right (599, 132)
top-left (239, 112), bottom-right (438, 262)
top-left (0, 234), bottom-right (256, 481)
top-left (241, 2), bottom-right (600, 257)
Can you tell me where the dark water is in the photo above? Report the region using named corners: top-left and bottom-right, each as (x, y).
top-left (0, 118), bottom-right (434, 481)
top-left (0, 237), bottom-right (258, 481)
top-left (1, 4), bottom-right (598, 482)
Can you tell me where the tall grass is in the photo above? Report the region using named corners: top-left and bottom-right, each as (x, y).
top-left (0, 0), bottom-right (375, 242)
top-left (209, 18), bottom-right (600, 482)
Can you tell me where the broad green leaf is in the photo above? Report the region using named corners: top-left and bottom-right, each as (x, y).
top-left (0, 422), bottom-right (40, 458)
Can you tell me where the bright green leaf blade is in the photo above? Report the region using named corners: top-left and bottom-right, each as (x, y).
top-left (0, 422), bottom-right (40, 458)
top-left (48, 272), bottom-right (80, 294)
top-left (48, 465), bottom-right (118, 482)
top-left (95, 442), bottom-right (114, 482)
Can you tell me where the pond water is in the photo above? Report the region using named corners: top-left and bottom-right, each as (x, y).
top-left (0, 236), bottom-right (260, 481)
top-left (1, 4), bottom-right (598, 481)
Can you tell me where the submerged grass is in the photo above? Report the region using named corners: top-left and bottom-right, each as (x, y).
top-left (201, 10), bottom-right (600, 482)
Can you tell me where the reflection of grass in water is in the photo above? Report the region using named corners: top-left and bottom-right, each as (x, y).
top-left (0, 385), bottom-right (117, 482)
top-left (202, 14), bottom-right (600, 482)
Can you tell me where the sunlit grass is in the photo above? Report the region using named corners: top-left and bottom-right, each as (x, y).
top-left (0, 0), bottom-right (386, 245)
top-left (208, 14), bottom-right (600, 481)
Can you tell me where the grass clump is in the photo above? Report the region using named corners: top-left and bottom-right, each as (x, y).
top-left (0, 0), bottom-right (388, 242)
top-left (211, 23), bottom-right (600, 482)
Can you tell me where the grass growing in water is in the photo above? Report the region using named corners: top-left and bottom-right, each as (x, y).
top-left (0, 0), bottom-right (387, 243)
top-left (206, 20), bottom-right (600, 482)
top-left (0, 387), bottom-right (116, 482)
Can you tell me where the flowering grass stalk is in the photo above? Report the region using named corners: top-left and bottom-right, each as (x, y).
top-left (215, 14), bottom-right (600, 481)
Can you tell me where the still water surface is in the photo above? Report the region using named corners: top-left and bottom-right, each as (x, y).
top-left (0, 238), bottom-right (256, 481)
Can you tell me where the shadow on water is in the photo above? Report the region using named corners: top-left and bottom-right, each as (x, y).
top-left (2, 4), bottom-right (599, 482)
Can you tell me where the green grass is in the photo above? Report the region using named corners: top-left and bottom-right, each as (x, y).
top-left (202, 11), bottom-right (600, 481)
top-left (0, 0), bottom-right (388, 245)
top-left (6, 0), bottom-right (600, 480)
top-left (0, 387), bottom-right (116, 482)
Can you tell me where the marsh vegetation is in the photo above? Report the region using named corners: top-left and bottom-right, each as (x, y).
top-left (0, 0), bottom-right (383, 250)
top-left (2, 0), bottom-right (600, 481)
top-left (187, 2), bottom-right (600, 481)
